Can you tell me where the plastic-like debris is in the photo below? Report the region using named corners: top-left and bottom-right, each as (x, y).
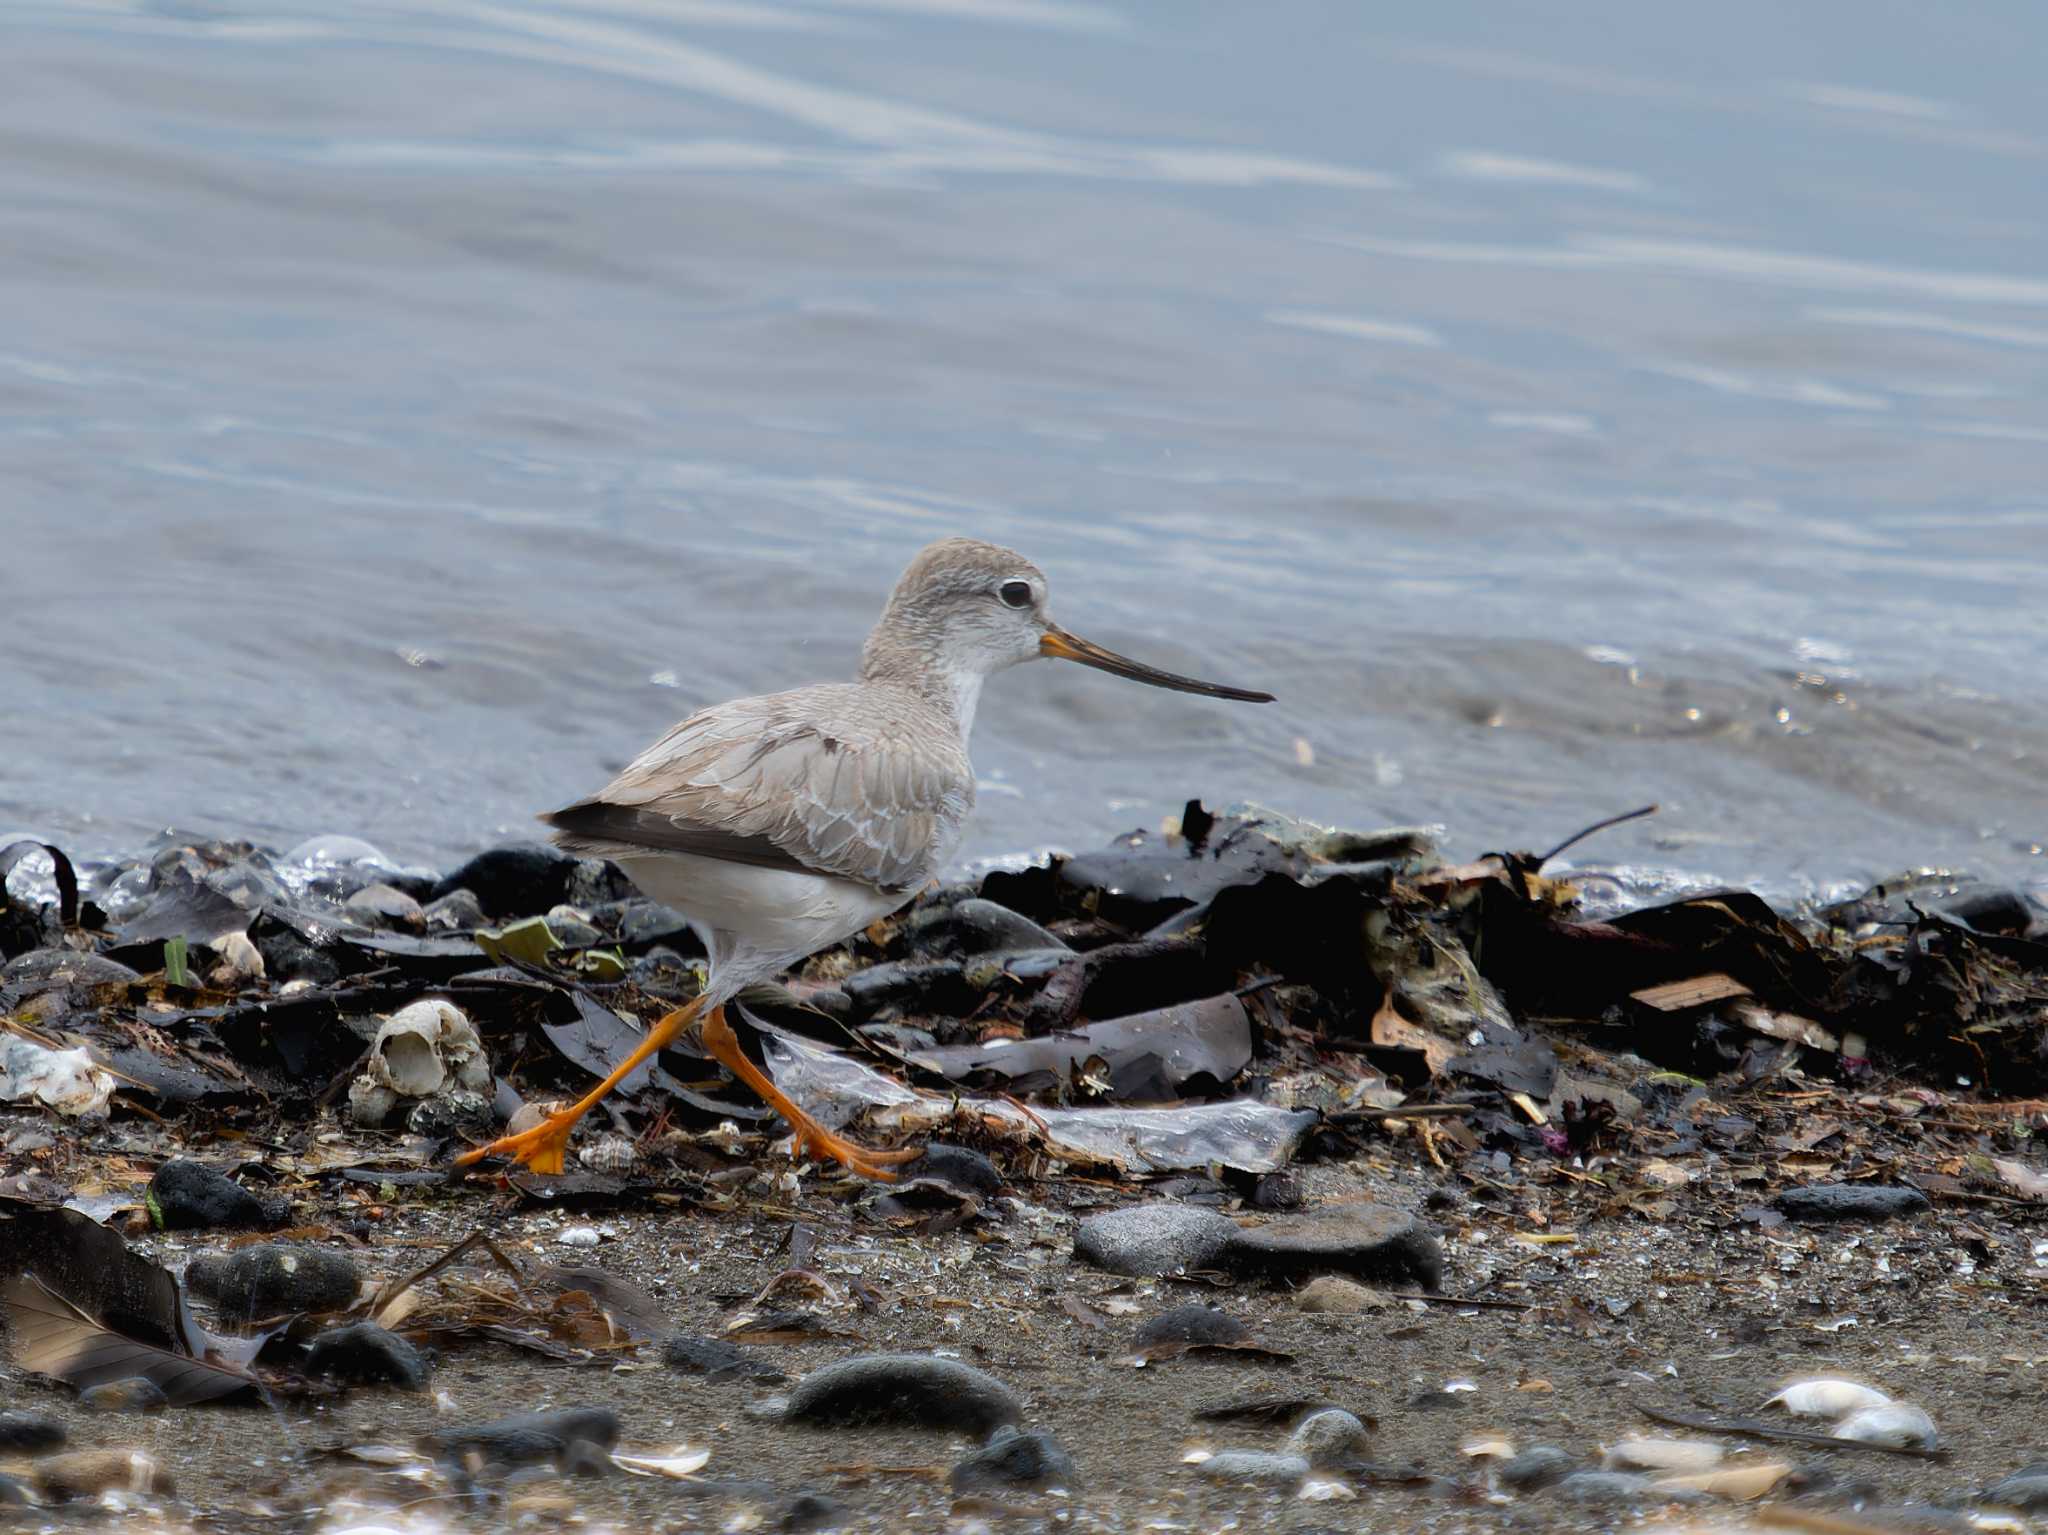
top-left (1833, 1401), bottom-right (1937, 1450)
top-left (905, 994), bottom-right (1253, 1100)
top-left (763, 1027), bottom-right (1314, 1173)
top-left (0, 1035), bottom-right (114, 1118)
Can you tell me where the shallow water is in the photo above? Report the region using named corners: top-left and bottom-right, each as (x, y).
top-left (4, 0), bottom-right (2044, 900)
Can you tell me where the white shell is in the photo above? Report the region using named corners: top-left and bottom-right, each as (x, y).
top-left (0, 1037), bottom-right (115, 1118)
top-left (1833, 1402), bottom-right (1937, 1451)
top-left (1764, 1378), bottom-right (1892, 1419)
top-left (1603, 1436), bottom-right (1723, 1473)
top-left (347, 1000), bottom-right (490, 1125)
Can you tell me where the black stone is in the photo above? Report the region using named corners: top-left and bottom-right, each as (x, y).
top-left (1133, 1305), bottom-right (1248, 1350)
top-left (305, 1322), bottom-right (433, 1390)
top-left (904, 899), bottom-right (1067, 959)
top-left (0, 1413), bottom-right (66, 1453)
top-left (781, 1354), bottom-right (1021, 1435)
top-left (949, 1426), bottom-right (1076, 1491)
top-left (148, 1160), bottom-right (288, 1230)
top-left (1773, 1184), bottom-right (1931, 1222)
top-left (904, 1143), bottom-right (1003, 1198)
top-left (662, 1335), bottom-right (787, 1383)
top-left (185, 1244), bottom-right (363, 1320)
top-left (421, 1407), bottom-right (621, 1469)
top-left (432, 844), bottom-right (579, 920)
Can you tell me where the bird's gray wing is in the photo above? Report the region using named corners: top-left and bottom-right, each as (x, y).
top-left (541, 688), bottom-right (973, 893)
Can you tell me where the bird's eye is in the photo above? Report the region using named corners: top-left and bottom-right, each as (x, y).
top-left (998, 580), bottom-right (1033, 609)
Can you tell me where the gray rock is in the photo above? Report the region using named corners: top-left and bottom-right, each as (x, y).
top-left (781, 1354), bottom-right (1021, 1436)
top-left (1498, 1446), bottom-right (1577, 1491)
top-left (1133, 1304), bottom-right (1248, 1350)
top-left (344, 883), bottom-right (426, 931)
top-left (949, 1426), bottom-right (1076, 1490)
top-left (1552, 1470), bottom-right (1674, 1504)
top-left (1224, 1204), bottom-right (1443, 1291)
top-left (1072, 1202), bottom-right (1236, 1277)
top-left (0, 1473), bottom-right (28, 1507)
top-left (80, 1377), bottom-right (168, 1413)
top-left (1286, 1408), bottom-right (1369, 1468)
top-left (185, 1244), bottom-right (362, 1321)
top-left (1773, 1184), bottom-right (1930, 1222)
top-left (422, 888), bottom-right (487, 932)
top-left (1195, 1450), bottom-right (1310, 1488)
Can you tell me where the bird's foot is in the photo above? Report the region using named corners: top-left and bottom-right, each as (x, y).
top-left (788, 1119), bottom-right (923, 1183)
top-left (452, 1108), bottom-right (580, 1176)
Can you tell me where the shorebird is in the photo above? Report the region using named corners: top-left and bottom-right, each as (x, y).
top-left (455, 537), bottom-right (1273, 1179)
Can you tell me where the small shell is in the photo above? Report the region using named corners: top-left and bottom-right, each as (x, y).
top-left (1764, 1378), bottom-right (1892, 1419)
top-left (1833, 1402), bottom-right (1937, 1451)
top-left (1603, 1436), bottom-right (1723, 1473)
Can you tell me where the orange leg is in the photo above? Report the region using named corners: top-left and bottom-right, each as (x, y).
top-left (697, 1005), bottom-right (921, 1183)
top-left (455, 995), bottom-right (707, 1175)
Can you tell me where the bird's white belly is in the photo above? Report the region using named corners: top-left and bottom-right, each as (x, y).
top-left (617, 853), bottom-right (905, 959)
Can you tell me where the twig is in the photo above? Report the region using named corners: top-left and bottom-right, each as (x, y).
top-left (1381, 1291), bottom-right (1532, 1312)
top-left (1636, 1400), bottom-right (1946, 1460)
top-left (1538, 804), bottom-right (1659, 867)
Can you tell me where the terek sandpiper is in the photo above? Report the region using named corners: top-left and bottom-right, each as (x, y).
top-left (455, 537), bottom-right (1273, 1179)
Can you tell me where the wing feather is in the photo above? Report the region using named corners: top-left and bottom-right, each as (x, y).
top-left (542, 685), bottom-right (974, 892)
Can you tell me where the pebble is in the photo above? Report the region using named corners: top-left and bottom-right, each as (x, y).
top-left (904, 898), bottom-right (1066, 958)
top-left (1224, 1203), bottom-right (1444, 1291)
top-left (147, 1159), bottom-right (288, 1230)
top-left (421, 1407), bottom-right (621, 1470)
top-left (1072, 1202), bottom-right (1236, 1277)
top-left (904, 1143), bottom-right (1004, 1198)
top-left (0, 1473), bottom-right (27, 1507)
top-left (1498, 1445), bottom-right (1577, 1491)
top-left (1286, 1408), bottom-right (1370, 1468)
top-left (185, 1244), bottom-right (363, 1321)
top-left (422, 887), bottom-right (487, 932)
top-left (1133, 1304), bottom-right (1248, 1350)
top-left (1983, 1466), bottom-right (2048, 1510)
top-left (0, 1412), bottom-right (66, 1453)
top-left (1773, 1183), bottom-right (1931, 1222)
top-left (1552, 1470), bottom-right (1700, 1505)
top-left (1293, 1276), bottom-right (1395, 1314)
top-left (80, 1377), bottom-right (169, 1413)
top-left (778, 1491), bottom-right (845, 1530)
top-left (1194, 1449), bottom-right (1310, 1488)
top-left (305, 1321), bottom-right (433, 1390)
top-left (34, 1449), bottom-right (176, 1502)
top-left (780, 1354), bottom-right (1022, 1435)
top-left (662, 1334), bottom-right (788, 1383)
top-left (344, 883), bottom-right (426, 931)
top-left (949, 1425), bottom-right (1077, 1491)
top-left (558, 1225), bottom-right (602, 1248)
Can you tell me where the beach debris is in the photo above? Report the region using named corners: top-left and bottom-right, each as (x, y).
top-left (662, 1334), bottom-right (788, 1383)
top-left (905, 993), bottom-right (1254, 1100)
top-left (1497, 1445), bottom-right (1578, 1490)
top-left (0, 1032), bottom-right (115, 1117)
top-left (611, 1444), bottom-right (712, 1479)
top-left (420, 1406), bottom-right (621, 1472)
top-left (1187, 1447), bottom-right (1311, 1488)
top-left (1772, 1184), bottom-right (1931, 1222)
top-left (32, 1448), bottom-right (176, 1503)
top-left (1130, 1303), bottom-right (1291, 1365)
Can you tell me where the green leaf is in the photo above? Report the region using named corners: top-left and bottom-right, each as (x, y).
top-left (163, 936), bottom-right (189, 988)
top-left (144, 1189), bottom-right (164, 1232)
top-left (474, 918), bottom-right (561, 968)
